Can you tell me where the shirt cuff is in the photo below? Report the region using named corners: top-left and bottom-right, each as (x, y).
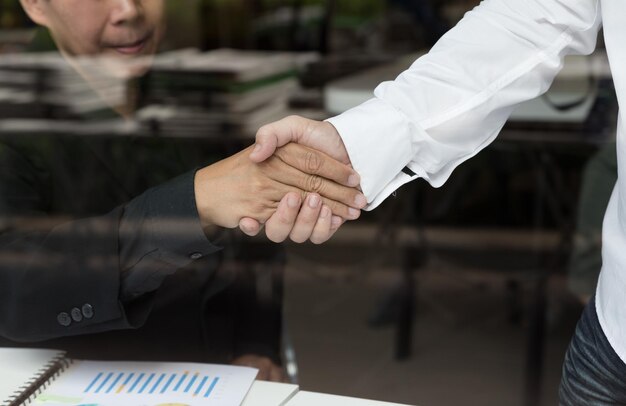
top-left (326, 98), bottom-right (422, 210)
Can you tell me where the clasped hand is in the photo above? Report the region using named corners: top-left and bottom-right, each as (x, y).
top-left (194, 131), bottom-right (364, 244)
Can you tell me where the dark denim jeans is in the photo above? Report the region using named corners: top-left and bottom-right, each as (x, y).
top-left (560, 297), bottom-right (626, 405)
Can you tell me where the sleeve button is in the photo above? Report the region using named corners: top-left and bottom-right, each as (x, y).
top-left (81, 304), bottom-right (94, 319)
top-left (71, 307), bottom-right (83, 322)
top-left (190, 252), bottom-right (203, 260)
top-left (57, 312), bottom-right (72, 327)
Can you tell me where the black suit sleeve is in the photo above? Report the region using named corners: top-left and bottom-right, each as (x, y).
top-left (0, 145), bottom-right (220, 342)
top-left (118, 170), bottom-right (222, 302)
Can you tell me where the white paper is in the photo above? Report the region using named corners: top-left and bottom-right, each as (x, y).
top-left (35, 360), bottom-right (258, 406)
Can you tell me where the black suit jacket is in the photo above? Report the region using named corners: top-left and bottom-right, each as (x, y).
top-left (0, 122), bottom-right (282, 364)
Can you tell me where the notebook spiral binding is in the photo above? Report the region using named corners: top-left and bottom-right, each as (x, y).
top-left (4, 354), bottom-right (72, 406)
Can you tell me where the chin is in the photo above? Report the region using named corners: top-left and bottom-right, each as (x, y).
top-left (120, 61), bottom-right (152, 79)
top-left (103, 54), bottom-right (155, 79)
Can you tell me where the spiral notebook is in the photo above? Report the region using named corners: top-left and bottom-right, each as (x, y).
top-left (0, 348), bottom-right (258, 406)
top-left (0, 348), bottom-right (66, 406)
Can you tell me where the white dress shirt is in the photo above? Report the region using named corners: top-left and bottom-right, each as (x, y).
top-left (327, 0), bottom-right (626, 363)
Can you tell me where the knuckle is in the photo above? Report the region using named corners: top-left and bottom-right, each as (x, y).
top-left (300, 190), bottom-right (308, 203)
top-left (285, 114), bottom-right (300, 123)
top-left (304, 151), bottom-right (322, 174)
top-left (306, 175), bottom-right (324, 193)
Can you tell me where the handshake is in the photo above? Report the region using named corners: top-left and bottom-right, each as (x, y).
top-left (194, 115), bottom-right (365, 244)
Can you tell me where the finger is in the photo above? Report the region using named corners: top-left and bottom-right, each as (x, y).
top-left (255, 365), bottom-right (270, 381)
top-left (320, 196), bottom-right (361, 221)
top-left (264, 192), bottom-right (302, 243)
top-left (331, 215), bottom-right (345, 232)
top-left (289, 194), bottom-right (323, 243)
top-left (269, 364), bottom-right (286, 383)
top-left (275, 143), bottom-right (360, 187)
top-left (263, 158), bottom-right (366, 210)
top-left (314, 215), bottom-right (343, 243)
top-left (250, 116), bottom-right (308, 163)
top-left (262, 178), bottom-right (360, 221)
top-left (309, 205), bottom-right (332, 244)
top-left (239, 218), bottom-right (262, 236)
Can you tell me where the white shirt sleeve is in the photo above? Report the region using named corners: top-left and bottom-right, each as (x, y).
top-left (326, 0), bottom-right (602, 210)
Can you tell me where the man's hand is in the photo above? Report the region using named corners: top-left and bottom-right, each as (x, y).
top-left (194, 143), bottom-right (364, 233)
top-left (232, 354), bottom-right (285, 382)
top-left (240, 116), bottom-right (360, 244)
top-left (250, 115), bottom-right (350, 166)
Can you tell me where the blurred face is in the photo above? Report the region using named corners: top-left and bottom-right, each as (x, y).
top-left (22, 0), bottom-right (165, 77)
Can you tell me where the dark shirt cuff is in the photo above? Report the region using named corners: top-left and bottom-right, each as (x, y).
top-left (119, 170), bottom-right (222, 300)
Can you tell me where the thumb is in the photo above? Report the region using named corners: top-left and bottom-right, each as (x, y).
top-left (239, 217), bottom-right (262, 236)
top-left (249, 116), bottom-right (307, 163)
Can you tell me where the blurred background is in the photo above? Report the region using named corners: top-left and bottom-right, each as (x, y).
top-left (0, 1), bottom-right (617, 405)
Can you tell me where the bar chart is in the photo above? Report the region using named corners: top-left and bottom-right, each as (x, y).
top-left (83, 370), bottom-right (221, 398)
top-left (35, 360), bottom-right (257, 406)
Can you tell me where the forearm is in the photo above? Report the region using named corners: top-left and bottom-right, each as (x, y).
top-left (119, 170), bottom-right (221, 301)
top-left (0, 171), bottom-right (220, 341)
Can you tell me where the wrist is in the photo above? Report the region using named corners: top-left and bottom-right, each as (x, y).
top-left (321, 120), bottom-right (351, 166)
top-left (194, 166), bottom-right (220, 234)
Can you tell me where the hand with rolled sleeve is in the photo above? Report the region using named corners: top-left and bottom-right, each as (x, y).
top-left (195, 142), bottom-right (366, 243)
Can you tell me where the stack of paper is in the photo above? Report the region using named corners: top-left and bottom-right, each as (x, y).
top-left (137, 48), bottom-right (313, 138)
top-left (0, 52), bottom-right (126, 119)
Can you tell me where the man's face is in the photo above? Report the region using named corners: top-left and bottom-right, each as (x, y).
top-left (27, 0), bottom-right (165, 77)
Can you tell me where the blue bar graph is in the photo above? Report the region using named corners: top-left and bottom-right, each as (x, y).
top-left (80, 370), bottom-right (222, 399)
